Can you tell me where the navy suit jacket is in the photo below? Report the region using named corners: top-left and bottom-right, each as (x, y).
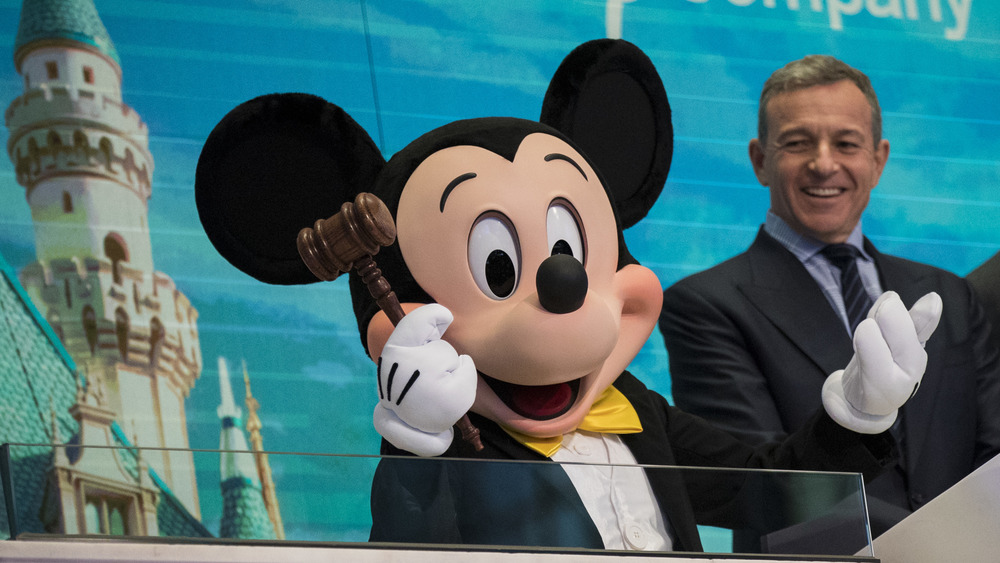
top-left (369, 372), bottom-right (895, 552)
top-left (967, 250), bottom-right (1000, 351)
top-left (660, 228), bottom-right (1000, 534)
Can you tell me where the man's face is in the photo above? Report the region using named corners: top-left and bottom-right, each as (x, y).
top-left (749, 79), bottom-right (890, 244)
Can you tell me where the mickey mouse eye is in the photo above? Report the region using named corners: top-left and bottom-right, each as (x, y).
top-left (547, 201), bottom-right (584, 264)
top-left (469, 213), bottom-right (520, 300)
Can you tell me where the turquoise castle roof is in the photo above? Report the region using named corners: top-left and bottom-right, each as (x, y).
top-left (219, 476), bottom-right (277, 540)
top-left (14, 0), bottom-right (120, 68)
top-left (0, 253), bottom-right (81, 537)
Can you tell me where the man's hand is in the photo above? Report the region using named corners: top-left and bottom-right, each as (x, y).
top-left (373, 304), bottom-right (477, 456)
top-left (822, 291), bottom-right (943, 434)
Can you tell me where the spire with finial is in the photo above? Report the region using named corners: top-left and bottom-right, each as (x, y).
top-left (243, 361), bottom-right (285, 539)
top-left (49, 403), bottom-right (60, 443)
top-left (216, 357), bottom-right (275, 539)
top-left (50, 402), bottom-right (70, 467)
top-left (217, 356), bottom-right (255, 481)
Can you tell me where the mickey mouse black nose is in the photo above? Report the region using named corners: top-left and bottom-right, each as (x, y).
top-left (536, 254), bottom-right (588, 314)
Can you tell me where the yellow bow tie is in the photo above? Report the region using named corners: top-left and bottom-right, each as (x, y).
top-left (502, 385), bottom-right (643, 457)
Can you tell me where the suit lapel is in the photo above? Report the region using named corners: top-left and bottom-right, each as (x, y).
top-left (867, 244), bottom-right (940, 471)
top-left (622, 394), bottom-right (703, 552)
top-left (471, 415), bottom-right (603, 541)
top-left (737, 230), bottom-right (854, 376)
top-left (737, 234), bottom-right (940, 471)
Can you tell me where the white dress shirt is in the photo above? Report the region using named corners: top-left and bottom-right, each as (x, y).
top-left (551, 430), bottom-right (674, 551)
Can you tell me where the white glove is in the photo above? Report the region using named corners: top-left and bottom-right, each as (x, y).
top-left (373, 303), bottom-right (477, 457)
top-left (822, 291), bottom-right (943, 434)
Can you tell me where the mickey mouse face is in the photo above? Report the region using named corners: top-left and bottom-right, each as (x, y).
top-left (394, 131), bottom-right (626, 427)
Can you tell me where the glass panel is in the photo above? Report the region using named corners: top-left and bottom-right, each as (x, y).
top-left (0, 444), bottom-right (870, 557)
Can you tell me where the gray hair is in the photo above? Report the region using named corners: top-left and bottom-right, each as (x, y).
top-left (757, 55), bottom-right (882, 145)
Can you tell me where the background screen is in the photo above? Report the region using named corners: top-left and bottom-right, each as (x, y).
top-left (1, 0), bottom-right (997, 542)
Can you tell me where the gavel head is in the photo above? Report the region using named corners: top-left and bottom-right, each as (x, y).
top-left (297, 193), bottom-right (396, 281)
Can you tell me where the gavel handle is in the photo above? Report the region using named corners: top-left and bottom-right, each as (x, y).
top-left (354, 256), bottom-right (405, 326)
top-left (355, 256), bottom-right (484, 452)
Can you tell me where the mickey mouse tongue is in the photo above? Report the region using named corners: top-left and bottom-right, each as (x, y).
top-left (483, 375), bottom-right (580, 420)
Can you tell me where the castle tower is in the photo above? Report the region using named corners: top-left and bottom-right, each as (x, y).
top-left (5, 0), bottom-right (202, 516)
top-left (217, 357), bottom-right (276, 540)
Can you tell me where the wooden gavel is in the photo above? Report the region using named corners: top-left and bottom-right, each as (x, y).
top-left (297, 192), bottom-right (483, 451)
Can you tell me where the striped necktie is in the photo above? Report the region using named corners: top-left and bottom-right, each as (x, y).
top-left (822, 245), bottom-right (905, 465)
top-left (821, 244), bottom-right (873, 333)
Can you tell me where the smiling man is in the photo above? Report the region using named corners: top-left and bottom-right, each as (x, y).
top-left (749, 76), bottom-right (888, 247)
top-left (659, 55), bottom-right (1000, 541)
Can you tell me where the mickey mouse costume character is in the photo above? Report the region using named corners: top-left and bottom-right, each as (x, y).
top-left (195, 39), bottom-right (942, 552)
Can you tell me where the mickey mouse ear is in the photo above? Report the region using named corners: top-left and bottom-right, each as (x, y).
top-left (195, 93), bottom-right (385, 285)
top-left (540, 39), bottom-right (672, 229)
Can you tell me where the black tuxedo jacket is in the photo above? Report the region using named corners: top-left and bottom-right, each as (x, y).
top-left (369, 372), bottom-right (894, 552)
top-left (660, 228), bottom-right (1000, 533)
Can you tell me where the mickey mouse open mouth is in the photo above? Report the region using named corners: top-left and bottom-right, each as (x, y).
top-left (480, 372), bottom-right (581, 420)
